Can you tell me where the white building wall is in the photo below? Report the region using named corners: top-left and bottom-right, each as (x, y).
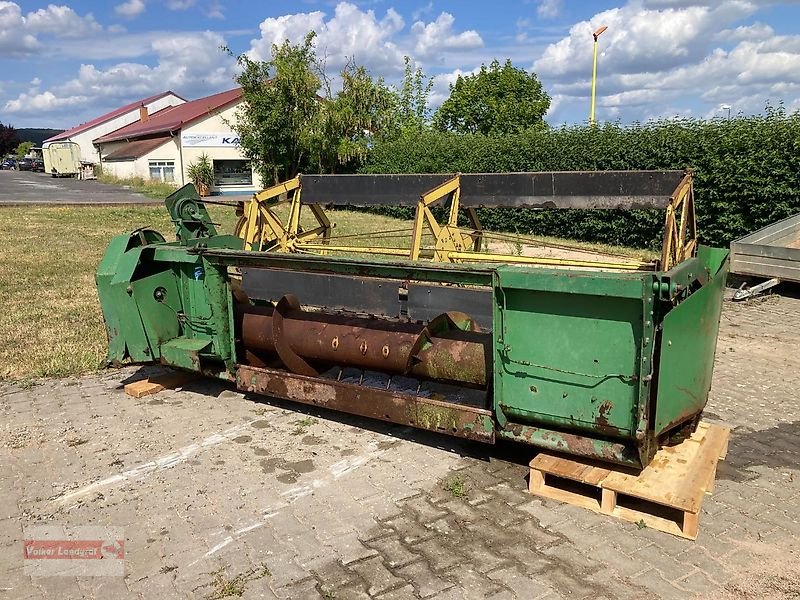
top-left (179, 102), bottom-right (263, 193)
top-left (100, 138), bottom-right (181, 181)
top-left (97, 99), bottom-right (263, 194)
top-left (48, 94), bottom-right (185, 164)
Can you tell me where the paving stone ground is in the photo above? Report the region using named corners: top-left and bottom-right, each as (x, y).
top-left (1, 291), bottom-right (799, 599)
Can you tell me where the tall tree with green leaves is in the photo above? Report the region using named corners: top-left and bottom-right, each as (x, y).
top-left (230, 33), bottom-right (322, 184)
top-left (396, 56), bottom-right (433, 132)
top-left (434, 60), bottom-right (551, 135)
top-left (229, 34), bottom-right (402, 179)
top-left (14, 141), bottom-right (34, 158)
top-left (311, 62), bottom-right (399, 172)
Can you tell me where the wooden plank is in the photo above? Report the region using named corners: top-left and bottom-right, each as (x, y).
top-left (602, 423), bottom-right (730, 513)
top-left (528, 421), bottom-right (730, 540)
top-left (611, 504), bottom-right (693, 539)
top-left (528, 472), bottom-right (603, 512)
top-left (124, 371), bottom-right (195, 399)
top-left (530, 453), bottom-right (611, 486)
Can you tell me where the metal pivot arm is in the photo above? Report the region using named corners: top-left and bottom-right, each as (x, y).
top-left (660, 172), bottom-right (698, 271)
top-left (409, 174), bottom-right (483, 262)
top-left (238, 175), bottom-right (332, 252)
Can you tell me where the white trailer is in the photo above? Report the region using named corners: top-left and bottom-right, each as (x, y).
top-left (43, 141), bottom-right (81, 177)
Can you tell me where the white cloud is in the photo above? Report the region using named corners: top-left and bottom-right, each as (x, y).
top-left (207, 2), bottom-right (224, 19)
top-left (714, 22), bottom-right (774, 43)
top-left (0, 1), bottom-right (103, 56)
top-left (428, 66), bottom-right (479, 107)
top-left (251, 2), bottom-right (406, 73)
top-left (0, 2), bottom-right (40, 56)
top-left (411, 12), bottom-right (483, 60)
top-left (115, 0), bottom-right (146, 18)
top-left (3, 30), bottom-right (236, 117)
top-left (25, 4), bottom-right (101, 37)
top-left (250, 2), bottom-right (480, 74)
top-left (412, 2), bottom-right (434, 21)
top-left (4, 90), bottom-right (89, 113)
top-left (166, 0), bottom-right (195, 9)
top-left (537, 0), bottom-right (562, 19)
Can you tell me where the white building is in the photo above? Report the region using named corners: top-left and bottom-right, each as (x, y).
top-left (42, 91), bottom-right (186, 164)
top-left (94, 88), bottom-right (262, 195)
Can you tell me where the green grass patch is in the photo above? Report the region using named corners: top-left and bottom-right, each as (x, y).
top-left (97, 173), bottom-right (181, 199)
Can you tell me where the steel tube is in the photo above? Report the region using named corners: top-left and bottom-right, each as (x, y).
top-left (236, 304), bottom-right (489, 387)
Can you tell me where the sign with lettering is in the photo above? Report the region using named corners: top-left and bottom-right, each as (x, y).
top-left (181, 133), bottom-right (241, 148)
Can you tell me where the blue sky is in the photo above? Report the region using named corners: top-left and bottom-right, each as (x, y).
top-left (2, 1), bottom-right (800, 129)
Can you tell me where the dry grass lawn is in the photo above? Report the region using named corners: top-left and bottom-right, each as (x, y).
top-left (0, 204), bottom-right (655, 381)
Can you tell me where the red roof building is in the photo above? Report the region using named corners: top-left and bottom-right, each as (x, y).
top-left (95, 88), bottom-right (259, 195)
top-left (94, 88), bottom-right (242, 144)
top-left (42, 91), bottom-right (186, 164)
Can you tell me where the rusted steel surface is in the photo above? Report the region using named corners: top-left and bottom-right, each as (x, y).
top-left (236, 364), bottom-right (495, 443)
top-left (272, 294), bottom-right (318, 377)
top-left (498, 422), bottom-right (641, 468)
top-left (237, 303), bottom-right (489, 387)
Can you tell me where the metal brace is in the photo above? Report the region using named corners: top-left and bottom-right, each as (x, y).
top-left (733, 278), bottom-right (781, 301)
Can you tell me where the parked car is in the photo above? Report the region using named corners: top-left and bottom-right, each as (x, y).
top-left (17, 157), bottom-right (33, 171)
top-left (32, 158), bottom-right (44, 172)
top-left (0, 157), bottom-right (16, 170)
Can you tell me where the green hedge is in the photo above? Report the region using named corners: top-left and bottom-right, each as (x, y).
top-left (362, 108), bottom-right (800, 249)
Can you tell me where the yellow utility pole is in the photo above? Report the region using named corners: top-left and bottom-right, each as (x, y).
top-left (589, 25), bottom-right (608, 126)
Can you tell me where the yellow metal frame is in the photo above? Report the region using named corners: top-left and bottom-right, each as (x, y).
top-left (237, 175), bottom-right (332, 252)
top-left (237, 172), bottom-right (696, 272)
top-left (659, 172), bottom-right (697, 272)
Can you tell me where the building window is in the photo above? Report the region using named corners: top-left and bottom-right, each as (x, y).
top-left (213, 159), bottom-right (252, 186)
top-left (149, 160), bottom-right (175, 182)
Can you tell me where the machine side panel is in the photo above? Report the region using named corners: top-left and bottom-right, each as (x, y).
top-left (654, 246), bottom-right (729, 434)
top-left (493, 268), bottom-right (647, 439)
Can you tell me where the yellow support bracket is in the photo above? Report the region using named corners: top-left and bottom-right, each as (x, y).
top-left (237, 175), bottom-right (332, 252)
top-left (660, 172), bottom-right (697, 271)
top-left (409, 174), bottom-right (481, 262)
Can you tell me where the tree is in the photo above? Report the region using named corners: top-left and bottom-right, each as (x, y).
top-left (434, 60), bottom-right (551, 135)
top-left (311, 62), bottom-right (399, 172)
top-left (229, 34), bottom-right (403, 180)
top-left (14, 141), bottom-right (34, 158)
top-left (396, 56), bottom-right (433, 132)
top-left (0, 124), bottom-right (20, 156)
top-left (230, 33), bottom-right (322, 184)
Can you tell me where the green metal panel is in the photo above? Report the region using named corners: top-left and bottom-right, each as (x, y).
top-left (96, 231), bottom-right (167, 364)
top-left (131, 269), bottom-right (182, 360)
top-left (493, 267), bottom-right (652, 440)
top-left (95, 230), bottom-right (239, 371)
top-left (161, 338), bottom-right (211, 371)
top-left (654, 246), bottom-right (730, 434)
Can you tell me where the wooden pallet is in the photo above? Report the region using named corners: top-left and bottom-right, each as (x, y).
top-left (124, 370), bottom-right (196, 398)
top-left (528, 421), bottom-right (730, 539)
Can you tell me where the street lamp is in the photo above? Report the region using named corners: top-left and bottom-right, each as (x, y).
top-left (720, 104), bottom-right (731, 119)
top-left (589, 25), bottom-right (608, 126)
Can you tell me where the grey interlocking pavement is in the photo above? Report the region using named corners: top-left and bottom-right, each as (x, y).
top-left (1, 292), bottom-right (799, 599)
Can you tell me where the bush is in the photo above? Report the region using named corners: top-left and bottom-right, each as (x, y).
top-left (362, 107), bottom-right (800, 249)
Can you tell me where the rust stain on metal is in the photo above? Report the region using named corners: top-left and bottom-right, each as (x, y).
top-left (236, 364), bottom-right (494, 443)
top-left (237, 304), bottom-right (489, 387)
top-left (595, 399), bottom-right (614, 429)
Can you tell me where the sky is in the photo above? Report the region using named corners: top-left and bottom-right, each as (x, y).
top-left (2, 0), bottom-right (800, 129)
